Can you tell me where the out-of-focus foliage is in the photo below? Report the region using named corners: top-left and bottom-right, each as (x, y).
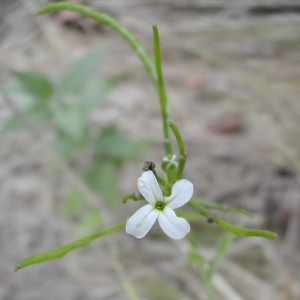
top-left (188, 231), bottom-right (236, 299)
top-left (14, 221), bottom-right (126, 272)
top-left (3, 48), bottom-right (145, 235)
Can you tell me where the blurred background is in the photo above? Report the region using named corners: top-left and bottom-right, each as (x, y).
top-left (1, 0), bottom-right (300, 299)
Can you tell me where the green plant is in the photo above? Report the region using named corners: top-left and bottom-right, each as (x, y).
top-left (11, 3), bottom-right (278, 300)
top-left (3, 47), bottom-right (144, 234)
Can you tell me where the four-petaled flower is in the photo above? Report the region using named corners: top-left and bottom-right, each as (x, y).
top-left (126, 170), bottom-right (193, 239)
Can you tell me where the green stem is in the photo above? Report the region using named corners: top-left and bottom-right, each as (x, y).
top-left (189, 201), bottom-right (278, 240)
top-left (169, 121), bottom-right (187, 179)
top-left (38, 3), bottom-right (156, 85)
top-left (39, 4), bottom-right (173, 156)
top-left (122, 193), bottom-right (138, 203)
top-left (113, 258), bottom-right (139, 300)
top-left (168, 122), bottom-right (185, 156)
top-left (197, 200), bottom-right (253, 218)
top-left (152, 25), bottom-right (172, 155)
top-left (203, 273), bottom-right (214, 300)
top-left (155, 173), bottom-right (167, 186)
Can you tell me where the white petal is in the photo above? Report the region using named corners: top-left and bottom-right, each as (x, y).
top-left (158, 207), bottom-right (190, 239)
top-left (137, 171), bottom-right (163, 205)
top-left (126, 204), bottom-right (159, 238)
top-left (165, 179), bottom-right (193, 209)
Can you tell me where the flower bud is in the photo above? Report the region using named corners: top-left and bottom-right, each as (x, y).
top-left (161, 154), bottom-right (178, 173)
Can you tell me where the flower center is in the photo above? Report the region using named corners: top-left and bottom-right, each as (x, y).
top-left (155, 201), bottom-right (165, 211)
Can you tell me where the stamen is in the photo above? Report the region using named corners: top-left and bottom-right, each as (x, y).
top-left (155, 201), bottom-right (165, 211)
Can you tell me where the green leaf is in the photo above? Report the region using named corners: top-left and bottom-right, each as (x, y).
top-left (1, 117), bottom-right (24, 132)
top-left (186, 230), bottom-right (197, 249)
top-left (54, 105), bottom-right (86, 141)
top-left (95, 125), bottom-right (143, 161)
top-left (1, 109), bottom-right (50, 132)
top-left (78, 80), bottom-right (114, 114)
top-left (85, 161), bottom-right (119, 208)
top-left (210, 232), bottom-right (235, 273)
top-left (188, 251), bottom-right (207, 271)
top-left (15, 221), bottom-right (126, 271)
top-left (57, 47), bottom-right (108, 96)
top-left (76, 209), bottom-right (102, 237)
top-left (64, 189), bottom-right (86, 215)
top-left (54, 134), bottom-right (75, 158)
top-left (4, 77), bottom-right (52, 125)
top-left (13, 71), bottom-right (54, 101)
top-left (27, 102), bottom-right (51, 123)
top-left (54, 132), bottom-right (88, 158)
top-left (216, 232), bottom-right (235, 258)
top-left (4, 81), bottom-right (39, 109)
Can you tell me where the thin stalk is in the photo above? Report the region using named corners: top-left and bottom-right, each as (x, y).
top-left (15, 222), bottom-right (126, 271)
top-left (152, 25), bottom-right (172, 155)
top-left (203, 272), bottom-right (214, 300)
top-left (189, 201), bottom-right (278, 240)
top-left (155, 173), bottom-right (167, 186)
top-left (110, 241), bottom-right (139, 300)
top-left (196, 200), bottom-right (253, 218)
top-left (169, 121), bottom-right (187, 179)
top-left (122, 193), bottom-right (138, 203)
top-left (39, 4), bottom-right (173, 155)
top-left (38, 3), bottom-right (156, 85)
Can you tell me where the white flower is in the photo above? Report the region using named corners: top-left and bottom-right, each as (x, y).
top-left (126, 170), bottom-right (193, 239)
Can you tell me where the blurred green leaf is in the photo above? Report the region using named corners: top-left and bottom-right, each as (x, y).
top-left (27, 102), bottom-right (51, 123)
top-left (57, 47), bottom-right (108, 96)
top-left (216, 232), bottom-right (235, 259)
top-left (54, 105), bottom-right (86, 141)
top-left (78, 80), bottom-right (114, 114)
top-left (1, 106), bottom-right (50, 132)
top-left (85, 161), bottom-right (119, 208)
top-left (64, 189), bottom-right (86, 215)
top-left (188, 251), bottom-right (207, 270)
top-left (98, 161), bottom-right (119, 208)
top-left (4, 75), bottom-right (52, 125)
top-left (54, 132), bottom-right (88, 158)
top-left (4, 81), bottom-right (40, 109)
top-left (13, 71), bottom-right (54, 101)
top-left (76, 209), bottom-right (102, 237)
top-left (95, 125), bottom-right (144, 161)
top-left (54, 134), bottom-right (75, 158)
top-left (186, 230), bottom-right (197, 249)
top-left (1, 117), bottom-right (24, 132)
top-left (210, 232), bottom-right (235, 273)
